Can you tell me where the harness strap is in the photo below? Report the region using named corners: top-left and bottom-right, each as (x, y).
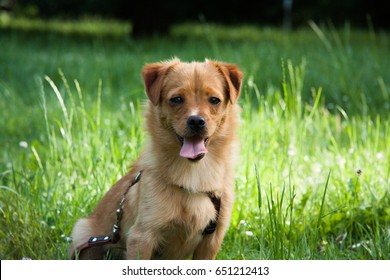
top-left (71, 235), bottom-right (112, 259)
top-left (71, 170), bottom-right (142, 260)
top-left (203, 193), bottom-right (221, 235)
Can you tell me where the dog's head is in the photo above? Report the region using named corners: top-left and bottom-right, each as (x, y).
top-left (142, 58), bottom-right (243, 162)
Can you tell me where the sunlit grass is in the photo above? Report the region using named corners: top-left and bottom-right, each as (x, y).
top-left (221, 60), bottom-right (390, 259)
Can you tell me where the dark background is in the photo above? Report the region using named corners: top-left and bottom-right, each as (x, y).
top-left (2, 0), bottom-right (389, 36)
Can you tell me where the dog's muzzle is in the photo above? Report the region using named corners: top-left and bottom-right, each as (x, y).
top-left (176, 116), bottom-right (209, 161)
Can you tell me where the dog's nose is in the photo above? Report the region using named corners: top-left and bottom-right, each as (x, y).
top-left (187, 116), bottom-right (206, 131)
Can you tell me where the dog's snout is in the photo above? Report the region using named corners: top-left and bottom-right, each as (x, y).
top-left (187, 115), bottom-right (206, 131)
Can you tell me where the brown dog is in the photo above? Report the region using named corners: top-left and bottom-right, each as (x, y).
top-left (70, 58), bottom-right (243, 259)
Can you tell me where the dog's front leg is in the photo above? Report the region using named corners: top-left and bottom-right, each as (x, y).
top-left (193, 190), bottom-right (234, 260)
top-left (192, 208), bottom-right (231, 260)
top-left (126, 226), bottom-right (156, 260)
top-left (192, 233), bottom-right (222, 260)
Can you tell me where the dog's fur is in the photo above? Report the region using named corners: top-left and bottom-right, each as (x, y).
top-left (70, 58), bottom-right (243, 259)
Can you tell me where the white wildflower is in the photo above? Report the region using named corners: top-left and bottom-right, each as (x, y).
top-left (19, 141), bottom-right (28, 148)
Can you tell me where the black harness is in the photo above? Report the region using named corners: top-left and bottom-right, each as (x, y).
top-left (71, 170), bottom-right (221, 259)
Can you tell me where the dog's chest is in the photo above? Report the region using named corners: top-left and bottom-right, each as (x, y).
top-left (163, 191), bottom-right (215, 231)
top-left (152, 193), bottom-right (216, 259)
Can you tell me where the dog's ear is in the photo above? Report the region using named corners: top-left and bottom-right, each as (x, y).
top-left (209, 61), bottom-right (243, 104)
top-left (142, 59), bottom-right (179, 105)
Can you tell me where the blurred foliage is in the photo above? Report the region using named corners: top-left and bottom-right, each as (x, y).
top-left (6, 0), bottom-right (390, 36)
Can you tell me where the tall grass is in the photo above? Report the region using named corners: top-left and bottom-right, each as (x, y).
top-left (220, 59), bottom-right (389, 260)
top-left (0, 18), bottom-right (389, 259)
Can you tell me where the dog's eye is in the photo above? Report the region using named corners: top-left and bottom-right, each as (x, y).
top-left (209, 97), bottom-right (221, 106)
top-left (169, 96), bottom-right (184, 105)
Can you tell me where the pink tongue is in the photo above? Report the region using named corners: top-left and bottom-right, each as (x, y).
top-left (180, 138), bottom-right (208, 159)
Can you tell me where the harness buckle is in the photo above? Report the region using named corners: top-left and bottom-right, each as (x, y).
top-left (88, 235), bottom-right (112, 245)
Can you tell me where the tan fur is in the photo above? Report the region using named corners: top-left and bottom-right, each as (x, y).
top-left (70, 58), bottom-right (243, 259)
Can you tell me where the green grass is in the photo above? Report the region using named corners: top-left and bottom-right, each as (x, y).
top-left (0, 15), bottom-right (131, 37)
top-left (0, 18), bottom-right (389, 260)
